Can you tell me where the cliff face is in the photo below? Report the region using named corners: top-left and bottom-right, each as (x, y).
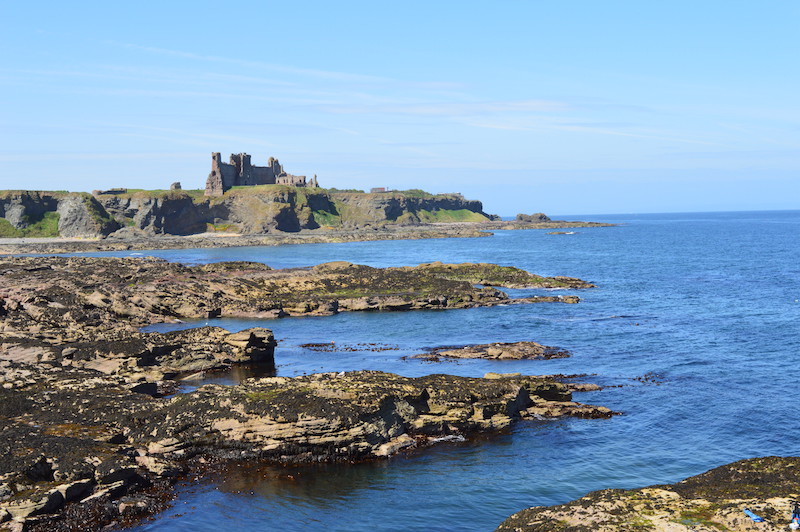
top-left (210, 188), bottom-right (335, 232)
top-left (0, 187), bottom-right (492, 238)
top-left (330, 192), bottom-right (489, 227)
top-left (0, 191), bottom-right (119, 238)
top-left (100, 193), bottom-right (208, 235)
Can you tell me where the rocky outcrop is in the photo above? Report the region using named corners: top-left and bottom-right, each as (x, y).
top-left (414, 341), bottom-right (570, 361)
top-left (140, 371), bottom-right (615, 463)
top-left (55, 194), bottom-right (120, 237)
top-left (516, 213), bottom-right (551, 222)
top-left (0, 191), bottom-right (119, 238)
top-left (91, 188), bottom-right (495, 235)
top-left (0, 257), bottom-right (588, 348)
top-left (0, 191), bottom-right (60, 229)
top-left (497, 456), bottom-right (800, 532)
top-left (98, 192), bottom-right (207, 235)
top-left (1, 187), bottom-right (615, 241)
top-left (1, 325), bottom-right (276, 392)
top-left (208, 187), bottom-right (333, 233)
top-left (0, 255), bottom-right (606, 529)
top-left (329, 191), bottom-right (489, 226)
top-left (0, 362), bottom-right (613, 529)
top-left (411, 262), bottom-right (595, 289)
top-left (0, 256), bottom-right (588, 393)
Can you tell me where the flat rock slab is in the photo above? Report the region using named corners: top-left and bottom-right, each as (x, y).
top-left (415, 341), bottom-right (570, 361)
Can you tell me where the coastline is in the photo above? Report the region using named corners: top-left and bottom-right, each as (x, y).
top-left (0, 255), bottom-right (610, 529)
top-left (0, 220), bottom-right (613, 255)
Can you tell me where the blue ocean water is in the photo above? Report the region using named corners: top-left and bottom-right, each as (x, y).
top-left (123, 211), bottom-right (800, 531)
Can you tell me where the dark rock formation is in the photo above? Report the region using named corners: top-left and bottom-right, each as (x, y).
top-left (497, 456), bottom-right (800, 531)
top-left (0, 191), bottom-right (59, 229)
top-left (516, 213), bottom-right (551, 222)
top-left (99, 192), bottom-right (207, 235)
top-left (55, 194), bottom-right (120, 237)
top-left (0, 191), bottom-right (119, 237)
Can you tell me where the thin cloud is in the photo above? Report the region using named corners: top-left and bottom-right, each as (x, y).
top-left (115, 125), bottom-right (277, 148)
top-left (462, 117), bottom-right (730, 147)
top-left (320, 99), bottom-right (570, 116)
top-left (0, 152), bottom-right (199, 162)
top-left (113, 42), bottom-right (396, 84)
top-left (554, 124), bottom-right (730, 146)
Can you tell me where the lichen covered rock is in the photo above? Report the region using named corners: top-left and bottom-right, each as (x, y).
top-left (497, 456), bottom-right (800, 531)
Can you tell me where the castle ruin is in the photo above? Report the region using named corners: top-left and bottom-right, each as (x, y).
top-left (205, 153), bottom-right (318, 196)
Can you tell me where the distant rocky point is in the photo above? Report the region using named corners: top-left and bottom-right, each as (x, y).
top-left (0, 187), bottom-right (494, 240)
top-left (516, 212), bottom-right (551, 222)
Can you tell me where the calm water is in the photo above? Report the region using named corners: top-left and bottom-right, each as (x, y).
top-left (121, 211), bottom-right (800, 531)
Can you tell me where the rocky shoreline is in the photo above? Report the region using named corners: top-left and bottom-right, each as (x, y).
top-left (0, 256), bottom-right (614, 529)
top-left (0, 362), bottom-right (614, 531)
top-left (0, 220), bottom-right (613, 255)
top-left (496, 456), bottom-right (800, 531)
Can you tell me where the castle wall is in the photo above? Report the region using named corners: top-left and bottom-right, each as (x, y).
top-left (276, 174), bottom-right (307, 186)
top-left (219, 163), bottom-right (237, 188)
top-left (251, 166), bottom-right (275, 185)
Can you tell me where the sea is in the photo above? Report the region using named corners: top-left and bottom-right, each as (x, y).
top-left (101, 210), bottom-right (800, 531)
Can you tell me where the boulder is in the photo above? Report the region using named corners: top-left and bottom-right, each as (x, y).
top-left (515, 213), bottom-right (551, 222)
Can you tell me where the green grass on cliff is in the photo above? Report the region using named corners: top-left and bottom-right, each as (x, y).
top-left (396, 189), bottom-right (434, 198)
top-left (228, 184), bottom-right (298, 194)
top-left (324, 187), bottom-right (365, 193)
top-left (0, 190), bottom-right (69, 199)
top-left (0, 211), bottom-right (60, 237)
top-left (114, 189), bottom-right (206, 202)
top-left (312, 209), bottom-right (342, 227)
top-left (414, 209), bottom-right (489, 223)
top-left (79, 193), bottom-right (118, 228)
top-left (206, 222), bottom-right (240, 233)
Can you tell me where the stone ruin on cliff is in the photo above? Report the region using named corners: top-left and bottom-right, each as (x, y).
top-left (205, 152), bottom-right (318, 196)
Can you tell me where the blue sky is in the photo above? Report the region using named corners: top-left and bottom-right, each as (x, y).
top-left (2, 1), bottom-right (798, 215)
